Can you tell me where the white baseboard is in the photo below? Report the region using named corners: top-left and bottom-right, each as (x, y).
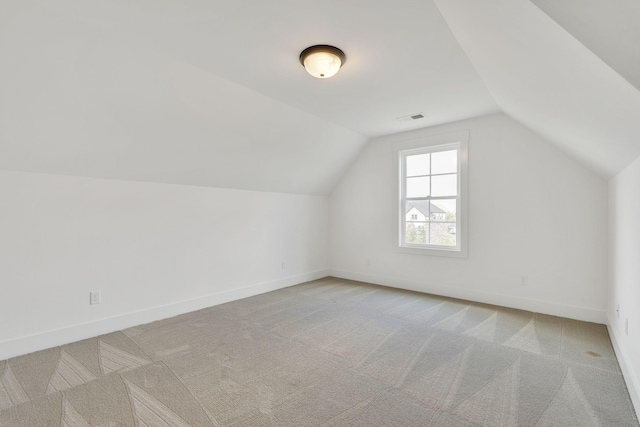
top-left (329, 269), bottom-right (606, 324)
top-left (0, 270), bottom-right (329, 361)
top-left (607, 317), bottom-right (640, 418)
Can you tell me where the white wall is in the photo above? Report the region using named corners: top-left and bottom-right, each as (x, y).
top-left (608, 156), bottom-right (640, 411)
top-left (330, 113), bottom-right (608, 322)
top-left (0, 170), bottom-right (329, 360)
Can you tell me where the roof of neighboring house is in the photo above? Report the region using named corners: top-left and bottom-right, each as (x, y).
top-left (406, 200), bottom-right (446, 217)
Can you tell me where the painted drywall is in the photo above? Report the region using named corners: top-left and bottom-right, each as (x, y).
top-left (0, 2), bottom-right (368, 196)
top-left (434, 0), bottom-right (640, 179)
top-left (531, 0), bottom-right (640, 91)
top-left (330, 113), bottom-right (608, 322)
top-left (0, 170), bottom-right (329, 359)
top-left (608, 156), bottom-right (640, 411)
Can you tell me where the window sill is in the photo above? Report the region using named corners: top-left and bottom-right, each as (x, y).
top-left (394, 245), bottom-right (468, 258)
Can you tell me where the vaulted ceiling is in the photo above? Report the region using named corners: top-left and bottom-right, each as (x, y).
top-left (0, 0), bottom-right (638, 194)
top-left (435, 0), bottom-right (640, 179)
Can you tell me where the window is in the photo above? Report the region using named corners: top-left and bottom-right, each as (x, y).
top-left (394, 131), bottom-right (468, 258)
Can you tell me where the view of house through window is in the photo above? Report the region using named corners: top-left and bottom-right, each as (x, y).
top-left (400, 144), bottom-right (459, 249)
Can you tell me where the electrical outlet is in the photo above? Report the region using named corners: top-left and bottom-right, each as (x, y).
top-left (519, 275), bottom-right (528, 286)
top-left (365, 258), bottom-right (370, 267)
top-left (281, 261), bottom-right (286, 270)
top-left (625, 318), bottom-right (629, 336)
top-left (616, 304), bottom-right (620, 320)
top-left (90, 291), bottom-right (101, 305)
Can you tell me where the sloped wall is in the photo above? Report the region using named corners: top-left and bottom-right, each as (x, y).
top-left (329, 113), bottom-right (608, 322)
top-left (0, 171), bottom-right (329, 359)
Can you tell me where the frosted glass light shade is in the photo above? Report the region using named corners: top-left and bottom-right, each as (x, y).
top-left (303, 52), bottom-right (341, 78)
top-left (300, 45), bottom-right (346, 79)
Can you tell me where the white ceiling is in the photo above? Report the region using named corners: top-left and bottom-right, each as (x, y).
top-left (0, 0), bottom-right (638, 193)
top-left (0, 0), bottom-right (497, 195)
top-left (435, 0), bottom-right (640, 179)
top-left (531, 0), bottom-right (640, 92)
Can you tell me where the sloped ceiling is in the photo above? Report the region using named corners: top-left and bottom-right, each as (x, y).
top-left (1, 0), bottom-right (638, 194)
top-left (531, 0), bottom-right (640, 92)
top-left (433, 0), bottom-right (640, 179)
top-left (0, 0), bottom-right (497, 195)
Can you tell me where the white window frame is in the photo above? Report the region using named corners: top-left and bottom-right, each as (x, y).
top-left (393, 130), bottom-right (469, 258)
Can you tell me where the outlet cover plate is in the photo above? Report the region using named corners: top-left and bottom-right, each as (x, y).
top-left (90, 291), bottom-right (101, 305)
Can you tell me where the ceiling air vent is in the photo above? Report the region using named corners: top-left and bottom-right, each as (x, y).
top-left (396, 112), bottom-right (426, 123)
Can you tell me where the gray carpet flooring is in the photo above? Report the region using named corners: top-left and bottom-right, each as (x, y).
top-left (1, 277), bottom-right (638, 426)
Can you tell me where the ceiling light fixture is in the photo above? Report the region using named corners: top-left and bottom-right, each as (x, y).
top-left (299, 45), bottom-right (346, 79)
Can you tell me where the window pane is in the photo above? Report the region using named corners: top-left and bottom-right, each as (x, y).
top-left (432, 150), bottom-right (457, 174)
top-left (406, 153), bottom-right (430, 177)
top-left (405, 201), bottom-right (429, 222)
top-left (430, 199), bottom-right (456, 222)
top-left (405, 222), bottom-right (427, 244)
top-left (431, 174), bottom-right (457, 196)
top-left (430, 222), bottom-right (456, 246)
top-left (406, 176), bottom-right (430, 198)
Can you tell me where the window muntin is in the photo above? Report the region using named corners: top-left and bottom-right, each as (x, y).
top-left (400, 143), bottom-right (461, 251)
